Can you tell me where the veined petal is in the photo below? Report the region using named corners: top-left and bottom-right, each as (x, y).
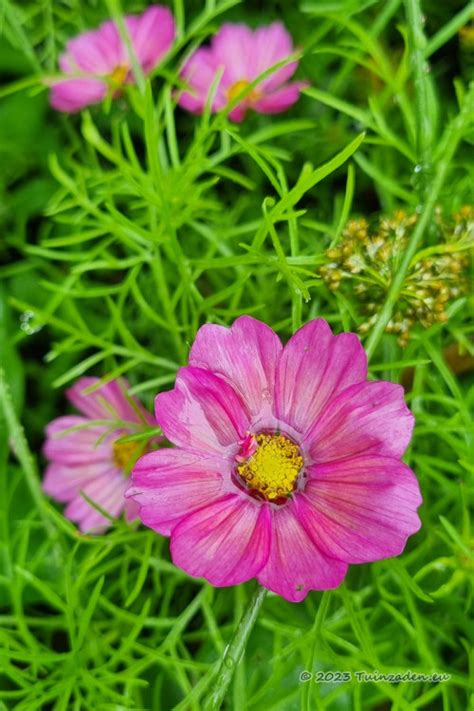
top-left (170, 495), bottom-right (271, 586)
top-left (155, 366), bottom-right (249, 456)
top-left (43, 461), bottom-right (116, 502)
top-left (127, 448), bottom-right (225, 535)
top-left (64, 469), bottom-right (128, 533)
top-left (66, 377), bottom-right (152, 425)
top-left (304, 381), bottom-right (414, 462)
top-left (43, 415), bottom-right (112, 464)
top-left (257, 503), bottom-right (347, 602)
top-left (189, 316), bottom-right (282, 417)
top-left (298, 456), bottom-right (422, 563)
top-left (275, 319), bottom-right (367, 435)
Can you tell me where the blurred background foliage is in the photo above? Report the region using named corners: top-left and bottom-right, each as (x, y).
top-left (0, 0), bottom-right (473, 709)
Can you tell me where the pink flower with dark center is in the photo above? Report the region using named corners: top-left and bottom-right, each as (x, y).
top-left (127, 317), bottom-right (422, 602)
top-left (49, 5), bottom-right (175, 113)
top-left (178, 22), bottom-right (306, 122)
top-left (43, 377), bottom-right (156, 533)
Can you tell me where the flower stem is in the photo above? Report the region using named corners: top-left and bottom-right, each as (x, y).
top-left (204, 585), bottom-right (267, 711)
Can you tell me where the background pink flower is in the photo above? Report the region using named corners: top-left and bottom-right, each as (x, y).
top-left (43, 377), bottom-right (156, 532)
top-left (50, 5), bottom-right (175, 112)
top-left (178, 22), bottom-right (306, 122)
top-left (127, 317), bottom-right (422, 602)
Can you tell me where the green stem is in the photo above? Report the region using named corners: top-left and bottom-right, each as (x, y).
top-left (364, 82), bottom-right (473, 361)
top-left (0, 367), bottom-right (56, 538)
top-left (204, 585), bottom-right (267, 711)
top-left (404, 0), bottom-right (433, 181)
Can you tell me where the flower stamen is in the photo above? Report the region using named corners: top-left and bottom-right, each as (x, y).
top-left (109, 64), bottom-right (129, 88)
top-left (113, 440), bottom-right (142, 473)
top-left (226, 79), bottom-right (261, 103)
top-left (237, 433), bottom-right (303, 501)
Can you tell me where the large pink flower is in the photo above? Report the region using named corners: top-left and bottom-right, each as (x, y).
top-left (43, 377), bottom-right (156, 533)
top-left (178, 22), bottom-right (306, 122)
top-left (127, 317), bottom-right (422, 602)
top-left (50, 5), bottom-right (175, 112)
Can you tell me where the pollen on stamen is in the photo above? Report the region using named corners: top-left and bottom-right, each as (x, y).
top-left (109, 64), bottom-right (129, 88)
top-left (236, 433), bottom-right (303, 501)
top-left (226, 79), bottom-right (261, 103)
top-left (113, 440), bottom-right (142, 472)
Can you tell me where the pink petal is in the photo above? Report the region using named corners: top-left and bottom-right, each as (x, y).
top-left (211, 23), bottom-right (255, 85)
top-left (298, 455), bottom-right (422, 563)
top-left (189, 316), bottom-right (282, 419)
top-left (274, 319), bottom-right (367, 436)
top-left (127, 448), bottom-right (225, 535)
top-left (178, 48), bottom-right (227, 114)
top-left (43, 461), bottom-right (116, 503)
top-left (64, 469), bottom-right (128, 533)
top-left (63, 28), bottom-right (120, 74)
top-left (253, 82), bottom-right (305, 114)
top-left (170, 495), bottom-right (271, 586)
top-left (227, 105), bottom-right (248, 122)
top-left (126, 5), bottom-right (175, 74)
top-left (304, 381), bottom-right (414, 463)
top-left (125, 498), bottom-right (140, 522)
top-left (154, 366), bottom-right (249, 456)
top-left (43, 416), bottom-right (112, 464)
top-left (252, 23), bottom-right (298, 90)
top-left (49, 78), bottom-right (107, 112)
top-left (66, 377), bottom-right (152, 425)
top-left (257, 503), bottom-right (347, 602)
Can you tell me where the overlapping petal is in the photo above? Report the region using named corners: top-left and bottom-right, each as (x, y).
top-left (170, 495), bottom-right (272, 586)
top-left (50, 5), bottom-right (176, 112)
top-left (304, 381), bottom-right (414, 462)
top-left (178, 21), bottom-right (304, 120)
top-left (127, 448), bottom-right (225, 535)
top-left (64, 470), bottom-right (129, 532)
top-left (126, 5), bottom-right (175, 73)
top-left (50, 78), bottom-right (108, 113)
top-left (66, 377), bottom-right (151, 425)
top-left (43, 415), bottom-right (112, 463)
top-left (155, 366), bottom-right (250, 456)
top-left (189, 316), bottom-right (282, 417)
top-left (298, 455), bottom-right (422, 563)
top-left (274, 319), bottom-right (367, 435)
top-left (257, 504), bottom-right (348, 602)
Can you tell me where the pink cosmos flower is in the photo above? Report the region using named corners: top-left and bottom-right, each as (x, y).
top-left (127, 317), bottom-right (422, 602)
top-left (178, 22), bottom-right (306, 122)
top-left (43, 377), bottom-right (156, 533)
top-left (50, 5), bottom-right (175, 113)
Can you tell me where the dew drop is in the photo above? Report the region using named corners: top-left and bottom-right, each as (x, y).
top-left (224, 656), bottom-right (235, 669)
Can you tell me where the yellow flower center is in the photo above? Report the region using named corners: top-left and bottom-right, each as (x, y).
top-left (227, 79), bottom-right (261, 103)
top-left (109, 64), bottom-right (129, 88)
top-left (112, 440), bottom-right (142, 473)
top-left (237, 433), bottom-right (303, 501)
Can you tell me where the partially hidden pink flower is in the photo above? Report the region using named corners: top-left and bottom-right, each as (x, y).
top-left (127, 317), bottom-right (422, 602)
top-left (50, 5), bottom-right (175, 112)
top-left (43, 377), bottom-right (156, 533)
top-left (178, 22), bottom-right (306, 122)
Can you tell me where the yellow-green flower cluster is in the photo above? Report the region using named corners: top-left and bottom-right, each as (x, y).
top-left (320, 207), bottom-right (473, 347)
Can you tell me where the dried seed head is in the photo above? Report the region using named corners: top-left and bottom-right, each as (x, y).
top-left (319, 206), bottom-right (473, 346)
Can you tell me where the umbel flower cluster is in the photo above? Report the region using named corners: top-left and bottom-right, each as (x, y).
top-left (320, 207), bottom-right (473, 346)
